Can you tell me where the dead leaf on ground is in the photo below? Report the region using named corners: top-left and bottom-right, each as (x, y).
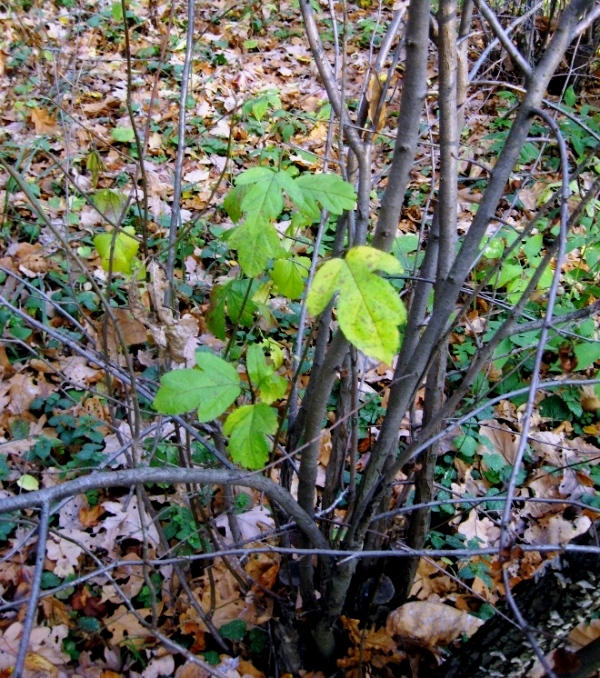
top-left (338, 616), bottom-right (406, 670)
top-left (386, 601), bottom-right (483, 650)
top-left (104, 605), bottom-right (154, 650)
top-left (30, 107), bottom-right (57, 134)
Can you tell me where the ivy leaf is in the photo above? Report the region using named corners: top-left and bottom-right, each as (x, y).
top-left (306, 246), bottom-right (406, 364)
top-left (294, 173), bottom-right (356, 216)
top-left (270, 256), bottom-right (310, 299)
top-left (94, 227), bottom-right (140, 274)
top-left (228, 220), bottom-right (281, 277)
top-left (223, 403), bottom-right (278, 469)
top-left (246, 344), bottom-right (288, 404)
top-left (153, 353), bottom-right (240, 422)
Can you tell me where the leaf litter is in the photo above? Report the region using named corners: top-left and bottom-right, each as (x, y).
top-left (0, 0), bottom-right (599, 674)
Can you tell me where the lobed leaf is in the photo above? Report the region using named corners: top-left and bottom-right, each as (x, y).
top-left (294, 173), bottom-right (357, 215)
top-left (223, 403), bottom-right (278, 469)
top-left (306, 246), bottom-right (406, 364)
top-left (153, 353), bottom-right (240, 422)
top-left (94, 229), bottom-right (140, 274)
top-left (270, 256), bottom-right (310, 299)
top-left (228, 221), bottom-right (281, 277)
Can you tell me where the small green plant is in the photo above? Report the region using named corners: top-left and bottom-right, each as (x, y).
top-left (153, 166), bottom-right (408, 469)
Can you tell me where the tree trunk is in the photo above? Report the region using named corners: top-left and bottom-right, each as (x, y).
top-left (436, 525), bottom-right (600, 678)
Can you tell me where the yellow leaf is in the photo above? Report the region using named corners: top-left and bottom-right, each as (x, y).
top-left (17, 474), bottom-right (39, 491)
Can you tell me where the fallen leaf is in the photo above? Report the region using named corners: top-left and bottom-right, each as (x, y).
top-left (386, 601), bottom-right (483, 648)
top-left (30, 107), bottom-right (57, 134)
top-left (104, 605), bottom-right (154, 649)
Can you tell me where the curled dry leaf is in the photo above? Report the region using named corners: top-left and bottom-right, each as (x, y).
top-left (128, 262), bottom-right (200, 364)
top-left (386, 601), bottom-right (484, 650)
top-left (581, 385), bottom-right (600, 412)
top-left (338, 616), bottom-right (406, 670)
top-left (244, 550), bottom-right (280, 592)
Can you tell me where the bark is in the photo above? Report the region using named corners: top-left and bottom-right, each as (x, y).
top-left (372, 0), bottom-right (432, 252)
top-left (436, 525), bottom-right (600, 678)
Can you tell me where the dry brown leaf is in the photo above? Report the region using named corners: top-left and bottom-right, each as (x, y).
top-left (180, 619), bottom-right (206, 652)
top-left (569, 618), bottom-right (600, 648)
top-left (338, 616), bottom-right (405, 670)
top-left (244, 551), bottom-right (280, 591)
top-left (457, 509), bottom-right (501, 547)
top-left (7, 373), bottom-right (45, 415)
top-left (41, 596), bottom-right (72, 626)
top-left (410, 559), bottom-right (457, 600)
top-left (142, 654), bottom-right (176, 678)
top-left (100, 307), bottom-right (149, 358)
top-left (0, 622), bottom-right (70, 672)
top-left (30, 107), bottom-right (57, 134)
top-left (237, 659), bottom-right (265, 678)
top-left (478, 420), bottom-right (520, 465)
top-left (81, 96), bottom-right (120, 114)
top-left (386, 601), bottom-right (483, 649)
top-left (523, 513), bottom-right (591, 545)
top-left (214, 505), bottom-right (275, 544)
top-left (60, 355), bottom-right (103, 388)
top-left (581, 385), bottom-right (600, 412)
top-left (104, 605), bottom-right (154, 650)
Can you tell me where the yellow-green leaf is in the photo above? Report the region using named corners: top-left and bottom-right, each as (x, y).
top-left (17, 474), bottom-right (39, 491)
top-left (307, 246), bottom-right (406, 364)
top-left (270, 256), bottom-right (310, 299)
top-left (94, 229), bottom-right (140, 274)
top-left (153, 352), bottom-right (240, 423)
top-left (223, 403), bottom-right (278, 469)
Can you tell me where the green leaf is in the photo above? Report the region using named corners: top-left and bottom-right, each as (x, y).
top-left (240, 170), bottom-right (285, 224)
top-left (454, 433), bottom-right (478, 458)
top-left (111, 126), bottom-right (135, 143)
top-left (225, 279), bottom-right (259, 325)
top-left (94, 229), bottom-right (140, 274)
top-left (235, 167), bottom-right (304, 226)
top-left (78, 616), bottom-right (101, 634)
top-left (482, 238), bottom-right (504, 259)
top-left (93, 189), bottom-right (125, 223)
top-left (219, 620), bottom-right (247, 641)
top-left (206, 285), bottom-right (228, 340)
top-left (307, 246), bottom-right (405, 364)
top-left (246, 344), bottom-right (288, 404)
top-left (496, 262), bottom-right (522, 289)
top-left (522, 233), bottom-right (543, 261)
top-left (294, 173), bottom-right (356, 216)
top-left (223, 185), bottom-right (247, 223)
top-left (539, 395), bottom-right (570, 421)
top-left (223, 403), bottom-right (278, 469)
top-left (270, 256), bottom-right (310, 299)
top-left (228, 220), bottom-right (281, 277)
top-left (305, 258), bottom-right (345, 316)
top-left (153, 353), bottom-right (240, 422)
top-left (574, 342), bottom-right (600, 371)
top-left (111, 1), bottom-right (123, 21)
top-left (563, 85), bottom-right (576, 108)
top-left (207, 280), bottom-right (259, 338)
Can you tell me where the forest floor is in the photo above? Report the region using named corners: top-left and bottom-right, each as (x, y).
top-left (1, 0), bottom-right (600, 676)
